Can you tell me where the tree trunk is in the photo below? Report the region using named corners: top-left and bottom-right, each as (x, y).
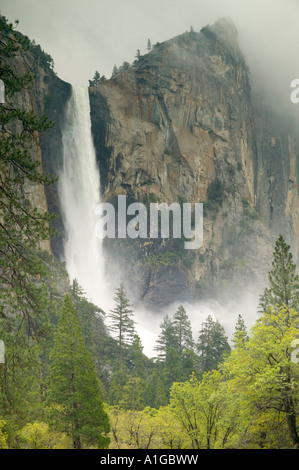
top-left (285, 397), bottom-right (299, 449)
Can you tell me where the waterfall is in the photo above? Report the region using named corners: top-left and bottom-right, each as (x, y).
top-left (59, 85), bottom-right (110, 310)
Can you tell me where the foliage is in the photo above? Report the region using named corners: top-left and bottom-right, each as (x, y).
top-left (223, 305), bottom-right (299, 448)
top-left (207, 178), bottom-right (225, 206)
top-left (18, 421), bottom-right (71, 449)
top-left (108, 283), bottom-right (136, 364)
top-left (0, 15), bottom-right (55, 334)
top-left (46, 295), bottom-right (110, 449)
top-left (197, 315), bottom-right (231, 373)
top-left (232, 314), bottom-right (249, 349)
top-left (259, 234), bottom-right (299, 312)
top-left (169, 371), bottom-right (244, 449)
top-left (0, 419), bottom-right (8, 449)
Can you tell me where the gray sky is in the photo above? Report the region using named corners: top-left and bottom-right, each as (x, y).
top-left (1, 0), bottom-right (299, 109)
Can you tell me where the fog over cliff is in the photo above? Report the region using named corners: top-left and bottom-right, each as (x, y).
top-left (1, 0), bottom-right (298, 110)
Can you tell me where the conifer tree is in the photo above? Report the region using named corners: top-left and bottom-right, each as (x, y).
top-left (173, 305), bottom-right (194, 359)
top-left (108, 283), bottom-right (135, 364)
top-left (112, 65), bottom-right (118, 77)
top-left (154, 315), bottom-right (178, 362)
top-left (147, 38), bottom-right (152, 52)
top-left (259, 235), bottom-right (299, 312)
top-left (89, 70), bottom-right (101, 87)
top-left (164, 346), bottom-right (181, 388)
top-left (197, 315), bottom-right (231, 373)
top-left (47, 295), bottom-right (110, 449)
top-left (232, 314), bottom-right (249, 349)
top-left (120, 377), bottom-right (146, 411)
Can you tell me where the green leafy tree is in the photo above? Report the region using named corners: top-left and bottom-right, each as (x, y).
top-left (108, 283), bottom-right (136, 365)
top-left (259, 235), bottom-right (299, 312)
top-left (170, 371), bottom-right (242, 449)
top-left (47, 294), bottom-right (110, 449)
top-left (224, 305), bottom-right (299, 448)
top-left (18, 421), bottom-right (71, 449)
top-left (0, 419), bottom-right (8, 449)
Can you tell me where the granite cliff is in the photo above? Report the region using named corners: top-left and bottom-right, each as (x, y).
top-left (12, 18), bottom-right (299, 310)
top-left (87, 18), bottom-right (299, 309)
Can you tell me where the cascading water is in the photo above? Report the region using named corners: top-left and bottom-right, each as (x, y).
top-left (59, 85), bottom-right (111, 310)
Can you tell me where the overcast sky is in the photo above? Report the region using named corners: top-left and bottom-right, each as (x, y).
top-left (1, 0), bottom-right (299, 110)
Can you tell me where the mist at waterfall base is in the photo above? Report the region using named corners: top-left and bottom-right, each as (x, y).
top-left (134, 291), bottom-right (260, 358)
top-left (58, 85), bottom-right (261, 358)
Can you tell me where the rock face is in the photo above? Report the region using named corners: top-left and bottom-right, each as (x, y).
top-left (88, 18), bottom-right (299, 309)
top-left (15, 18), bottom-right (299, 310)
top-left (8, 38), bottom-right (71, 257)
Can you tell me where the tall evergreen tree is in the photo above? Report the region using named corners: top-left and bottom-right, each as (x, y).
top-left (147, 38), bottom-right (152, 52)
top-left (197, 315), bottom-right (231, 373)
top-left (232, 314), bottom-right (249, 349)
top-left (47, 295), bottom-right (110, 449)
top-left (112, 65), bottom-right (118, 77)
top-left (108, 283), bottom-right (135, 364)
top-left (89, 70), bottom-right (101, 87)
top-left (154, 315), bottom-right (178, 362)
top-left (173, 305), bottom-right (194, 359)
top-left (164, 346), bottom-right (181, 389)
top-left (259, 235), bottom-right (299, 312)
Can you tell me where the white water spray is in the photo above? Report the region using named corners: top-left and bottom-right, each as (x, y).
top-left (59, 85), bottom-right (111, 311)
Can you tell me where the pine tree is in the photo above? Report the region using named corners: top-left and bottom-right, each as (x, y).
top-left (173, 305), bottom-right (194, 359)
top-left (120, 377), bottom-right (146, 410)
top-left (147, 38), bottom-right (152, 52)
top-left (108, 361), bottom-right (128, 405)
top-left (108, 283), bottom-right (136, 365)
top-left (154, 315), bottom-right (178, 362)
top-left (127, 334), bottom-right (147, 378)
top-left (89, 70), bottom-right (101, 87)
top-left (154, 377), bottom-right (168, 408)
top-left (232, 314), bottom-right (249, 349)
top-left (47, 295), bottom-right (110, 449)
top-left (164, 346), bottom-right (181, 388)
top-left (112, 65), bottom-right (118, 77)
top-left (259, 235), bottom-right (299, 312)
top-left (197, 315), bottom-right (231, 373)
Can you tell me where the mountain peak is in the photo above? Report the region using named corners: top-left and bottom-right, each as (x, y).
top-left (203, 17), bottom-right (239, 50)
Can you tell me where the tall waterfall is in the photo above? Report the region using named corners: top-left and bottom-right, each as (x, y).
top-left (59, 85), bottom-right (110, 310)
